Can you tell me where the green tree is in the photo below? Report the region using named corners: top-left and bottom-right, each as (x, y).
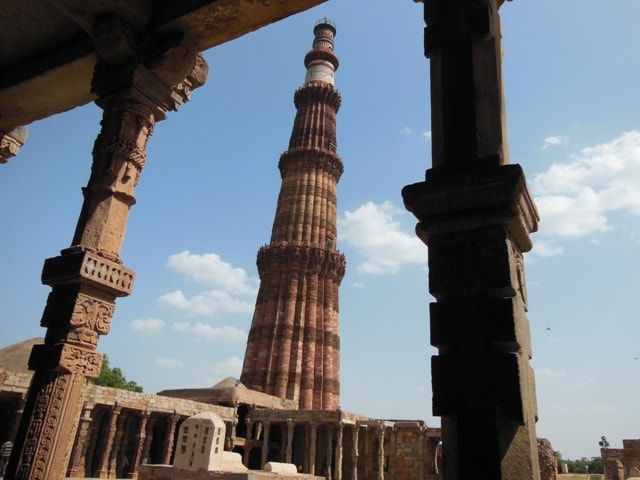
top-left (91, 355), bottom-right (143, 392)
top-left (557, 455), bottom-right (604, 474)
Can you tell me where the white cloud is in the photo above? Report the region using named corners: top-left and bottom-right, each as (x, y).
top-left (167, 251), bottom-right (258, 295)
top-left (172, 322), bottom-right (246, 343)
top-left (159, 289), bottom-right (254, 317)
top-left (533, 130), bottom-right (640, 240)
top-left (399, 127), bottom-right (412, 135)
top-left (161, 251), bottom-right (258, 317)
top-left (541, 135), bottom-right (568, 150)
top-left (422, 131), bottom-right (432, 141)
top-left (129, 318), bottom-right (166, 335)
top-left (208, 356), bottom-right (243, 378)
top-left (154, 357), bottom-right (184, 368)
top-left (338, 201), bottom-right (426, 274)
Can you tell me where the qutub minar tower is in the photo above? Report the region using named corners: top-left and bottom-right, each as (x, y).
top-left (241, 19), bottom-right (346, 411)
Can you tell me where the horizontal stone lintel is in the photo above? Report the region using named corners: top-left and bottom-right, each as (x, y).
top-left (402, 163), bottom-right (539, 252)
top-left (41, 248), bottom-right (134, 296)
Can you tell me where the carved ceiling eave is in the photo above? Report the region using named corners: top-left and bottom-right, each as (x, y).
top-left (0, 0), bottom-right (327, 132)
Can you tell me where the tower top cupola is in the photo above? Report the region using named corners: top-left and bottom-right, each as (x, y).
top-left (304, 19), bottom-right (339, 86)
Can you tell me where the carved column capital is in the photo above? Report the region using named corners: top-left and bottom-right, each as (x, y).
top-left (0, 127), bottom-right (27, 163)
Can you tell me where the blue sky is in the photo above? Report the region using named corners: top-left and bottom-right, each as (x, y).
top-left (1, 0), bottom-right (640, 461)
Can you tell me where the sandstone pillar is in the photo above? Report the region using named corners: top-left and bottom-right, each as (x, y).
top-left (3, 15), bottom-right (207, 479)
top-left (68, 404), bottom-right (94, 477)
top-left (97, 405), bottom-right (122, 478)
top-left (261, 421), bottom-right (271, 468)
top-left (402, 1), bottom-right (540, 479)
top-left (286, 419), bottom-right (294, 464)
top-left (351, 426), bottom-right (359, 480)
top-left (325, 424), bottom-right (334, 480)
top-left (108, 413), bottom-right (128, 478)
top-left (128, 410), bottom-right (150, 479)
top-left (141, 416), bottom-right (156, 464)
top-left (363, 428), bottom-right (370, 480)
top-left (335, 422), bottom-right (344, 480)
top-left (418, 427), bottom-right (425, 479)
top-left (6, 397), bottom-right (25, 443)
top-left (377, 424), bottom-right (385, 480)
top-left (309, 422), bottom-right (318, 475)
top-left (161, 413), bottom-right (181, 465)
top-left (243, 417), bottom-right (254, 466)
top-left (389, 426), bottom-right (396, 480)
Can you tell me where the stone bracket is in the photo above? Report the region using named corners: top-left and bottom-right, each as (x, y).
top-left (402, 163), bottom-right (539, 252)
top-left (41, 249), bottom-right (134, 297)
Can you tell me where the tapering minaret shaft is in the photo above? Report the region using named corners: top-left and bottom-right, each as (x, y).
top-left (241, 21), bottom-right (345, 410)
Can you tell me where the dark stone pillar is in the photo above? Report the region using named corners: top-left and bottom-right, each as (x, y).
top-left (402, 1), bottom-right (540, 479)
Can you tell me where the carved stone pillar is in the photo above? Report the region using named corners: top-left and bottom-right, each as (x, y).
top-left (402, 1), bottom-right (540, 479)
top-left (418, 427), bottom-right (425, 479)
top-left (67, 403), bottom-right (94, 477)
top-left (161, 413), bottom-right (181, 465)
top-left (108, 412), bottom-right (128, 478)
top-left (389, 426), bottom-right (396, 480)
top-left (141, 415), bottom-right (156, 465)
top-left (286, 419), bottom-right (294, 464)
top-left (351, 426), bottom-right (359, 480)
top-left (363, 427), bottom-right (370, 480)
top-left (326, 424), bottom-right (334, 480)
top-left (6, 397), bottom-right (25, 442)
top-left (243, 417), bottom-right (253, 466)
top-left (128, 410), bottom-right (150, 479)
top-left (335, 422), bottom-right (344, 480)
top-left (3, 14), bottom-right (207, 480)
top-left (309, 422), bottom-right (317, 475)
top-left (96, 405), bottom-right (122, 478)
top-left (261, 421), bottom-right (271, 468)
top-left (377, 424), bottom-right (385, 480)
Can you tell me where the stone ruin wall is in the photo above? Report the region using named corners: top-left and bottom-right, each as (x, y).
top-left (537, 438), bottom-right (557, 480)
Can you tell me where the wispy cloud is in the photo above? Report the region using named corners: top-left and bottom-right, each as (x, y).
top-left (154, 357), bottom-right (184, 368)
top-left (532, 130), bottom-right (640, 246)
top-left (339, 201), bottom-right (426, 274)
top-left (399, 127), bottom-right (412, 135)
top-left (130, 318), bottom-right (166, 335)
top-left (159, 290), bottom-right (254, 317)
top-left (422, 131), bottom-right (432, 141)
top-left (172, 322), bottom-right (246, 343)
top-left (541, 135), bottom-right (568, 150)
top-left (208, 356), bottom-right (243, 378)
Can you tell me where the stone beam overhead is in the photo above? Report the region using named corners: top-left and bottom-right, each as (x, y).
top-left (0, 0), bottom-right (327, 132)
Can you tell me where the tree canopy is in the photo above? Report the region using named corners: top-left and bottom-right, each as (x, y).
top-left (91, 355), bottom-right (143, 392)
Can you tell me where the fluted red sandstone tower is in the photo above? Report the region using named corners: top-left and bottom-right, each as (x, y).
top-left (241, 20), bottom-right (345, 411)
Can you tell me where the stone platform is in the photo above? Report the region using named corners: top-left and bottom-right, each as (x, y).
top-left (139, 465), bottom-right (323, 480)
